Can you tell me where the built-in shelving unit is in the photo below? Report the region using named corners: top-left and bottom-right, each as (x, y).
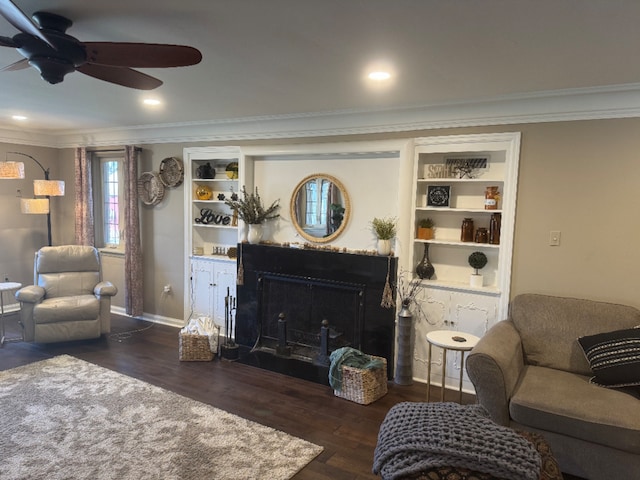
top-left (411, 133), bottom-right (520, 307)
top-left (409, 132), bottom-right (521, 392)
top-left (183, 147), bottom-right (245, 331)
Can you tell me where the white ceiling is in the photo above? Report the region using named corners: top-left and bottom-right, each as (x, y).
top-left (2, 0), bottom-right (640, 146)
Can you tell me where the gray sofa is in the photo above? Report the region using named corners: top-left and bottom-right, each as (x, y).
top-left (466, 294), bottom-right (640, 480)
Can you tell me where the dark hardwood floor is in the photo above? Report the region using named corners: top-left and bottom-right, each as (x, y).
top-left (0, 313), bottom-right (583, 480)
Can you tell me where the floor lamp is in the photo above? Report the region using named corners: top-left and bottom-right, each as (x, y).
top-left (0, 152), bottom-right (65, 246)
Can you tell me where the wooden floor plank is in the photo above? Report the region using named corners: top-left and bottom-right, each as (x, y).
top-left (0, 314), bottom-right (584, 480)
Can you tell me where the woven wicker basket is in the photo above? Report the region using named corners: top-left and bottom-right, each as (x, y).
top-left (334, 356), bottom-right (388, 405)
top-left (179, 332), bottom-right (214, 361)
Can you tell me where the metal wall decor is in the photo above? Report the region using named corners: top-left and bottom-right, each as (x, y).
top-left (194, 208), bottom-right (232, 225)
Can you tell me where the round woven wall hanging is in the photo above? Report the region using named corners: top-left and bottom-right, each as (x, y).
top-left (159, 156), bottom-right (184, 187)
top-left (138, 171), bottom-right (165, 206)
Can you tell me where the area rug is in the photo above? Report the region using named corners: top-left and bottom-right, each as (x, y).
top-left (0, 355), bottom-right (323, 480)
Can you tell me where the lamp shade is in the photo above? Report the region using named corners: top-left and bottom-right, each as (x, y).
top-left (0, 161), bottom-right (25, 179)
top-left (34, 179), bottom-right (65, 196)
top-left (21, 198), bottom-right (49, 214)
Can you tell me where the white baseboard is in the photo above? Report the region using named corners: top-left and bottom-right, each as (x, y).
top-left (110, 306), bottom-right (184, 329)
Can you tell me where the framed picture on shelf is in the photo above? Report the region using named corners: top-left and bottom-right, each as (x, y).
top-left (427, 185), bottom-right (451, 207)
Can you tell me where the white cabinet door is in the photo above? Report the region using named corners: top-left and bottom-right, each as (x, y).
top-left (414, 288), bottom-right (499, 392)
top-left (191, 258), bottom-right (215, 318)
top-left (190, 257), bottom-right (237, 336)
top-left (445, 291), bottom-right (498, 389)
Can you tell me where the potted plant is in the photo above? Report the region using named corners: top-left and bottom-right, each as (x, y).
top-left (468, 251), bottom-right (488, 288)
top-left (224, 186), bottom-right (280, 243)
top-left (330, 203), bottom-right (345, 233)
top-left (417, 218), bottom-right (434, 240)
top-left (371, 217), bottom-right (397, 256)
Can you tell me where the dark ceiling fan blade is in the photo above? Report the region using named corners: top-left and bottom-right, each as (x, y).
top-left (83, 42), bottom-right (202, 68)
top-left (0, 34), bottom-right (16, 47)
top-left (0, 0), bottom-right (54, 48)
top-left (1, 57), bottom-right (27, 71)
top-left (77, 63), bottom-right (162, 90)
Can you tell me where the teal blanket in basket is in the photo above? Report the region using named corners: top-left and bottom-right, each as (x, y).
top-left (329, 347), bottom-right (384, 391)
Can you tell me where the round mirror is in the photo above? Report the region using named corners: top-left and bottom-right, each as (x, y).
top-left (290, 174), bottom-right (350, 243)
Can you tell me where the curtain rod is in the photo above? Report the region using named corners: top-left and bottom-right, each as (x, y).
top-left (87, 147), bottom-right (143, 153)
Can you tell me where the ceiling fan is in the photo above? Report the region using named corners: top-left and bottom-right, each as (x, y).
top-left (0, 0), bottom-right (202, 90)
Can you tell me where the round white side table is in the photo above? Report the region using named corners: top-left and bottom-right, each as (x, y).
top-left (426, 329), bottom-right (480, 403)
top-left (0, 282), bottom-right (22, 346)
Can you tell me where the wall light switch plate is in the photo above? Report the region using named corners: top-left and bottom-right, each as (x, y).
top-left (549, 230), bottom-right (561, 246)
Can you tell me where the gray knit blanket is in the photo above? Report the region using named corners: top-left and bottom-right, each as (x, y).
top-left (373, 402), bottom-right (541, 480)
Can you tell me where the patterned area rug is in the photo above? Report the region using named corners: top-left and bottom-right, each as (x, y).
top-left (0, 355), bottom-right (323, 479)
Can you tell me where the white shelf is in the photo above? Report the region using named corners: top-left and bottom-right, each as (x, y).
top-left (192, 178), bottom-right (237, 183)
top-left (415, 239), bottom-right (500, 248)
top-left (416, 207), bottom-right (503, 214)
top-left (190, 254), bottom-right (237, 264)
top-left (192, 224), bottom-right (237, 229)
top-left (417, 278), bottom-right (501, 296)
top-left (417, 178), bottom-right (505, 183)
top-left (192, 199), bottom-right (228, 204)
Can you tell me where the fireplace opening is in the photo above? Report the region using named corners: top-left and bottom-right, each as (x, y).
top-left (235, 244), bottom-right (397, 385)
top-left (253, 273), bottom-right (364, 364)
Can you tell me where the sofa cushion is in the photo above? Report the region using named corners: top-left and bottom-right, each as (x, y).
top-left (509, 365), bottom-right (640, 455)
top-left (578, 327), bottom-right (640, 387)
top-left (510, 294), bottom-right (640, 375)
top-left (33, 295), bottom-right (100, 324)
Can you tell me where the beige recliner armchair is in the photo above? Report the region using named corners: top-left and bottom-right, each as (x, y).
top-left (16, 245), bottom-right (117, 343)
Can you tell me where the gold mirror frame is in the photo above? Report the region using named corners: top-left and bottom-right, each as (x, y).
top-left (290, 173), bottom-right (350, 243)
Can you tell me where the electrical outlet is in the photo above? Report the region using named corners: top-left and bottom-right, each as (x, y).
top-left (549, 230), bottom-right (561, 246)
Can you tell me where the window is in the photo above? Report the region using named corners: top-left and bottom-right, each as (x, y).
top-left (304, 178), bottom-right (329, 228)
top-left (94, 156), bottom-right (125, 250)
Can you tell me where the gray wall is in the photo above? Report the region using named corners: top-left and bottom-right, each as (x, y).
top-left (2, 117), bottom-right (638, 322)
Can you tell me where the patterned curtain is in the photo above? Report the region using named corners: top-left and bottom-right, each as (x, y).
top-left (124, 145), bottom-right (143, 317)
top-left (74, 147), bottom-right (95, 246)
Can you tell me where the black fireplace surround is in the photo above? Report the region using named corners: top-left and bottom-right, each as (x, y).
top-left (235, 244), bottom-right (397, 385)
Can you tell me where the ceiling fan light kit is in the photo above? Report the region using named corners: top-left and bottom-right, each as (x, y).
top-left (0, 0), bottom-right (202, 89)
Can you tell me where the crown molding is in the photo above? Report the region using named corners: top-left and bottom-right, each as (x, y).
top-left (3, 84), bottom-right (640, 149)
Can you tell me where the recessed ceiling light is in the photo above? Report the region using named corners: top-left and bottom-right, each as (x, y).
top-left (142, 98), bottom-right (162, 106)
top-left (368, 71), bottom-right (391, 81)
top-left (12, 115), bottom-right (28, 121)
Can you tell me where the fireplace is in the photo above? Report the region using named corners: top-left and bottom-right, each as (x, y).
top-left (235, 244), bottom-right (397, 385)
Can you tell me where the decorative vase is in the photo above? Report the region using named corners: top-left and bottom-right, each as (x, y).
top-left (489, 213), bottom-right (501, 245)
top-left (394, 304), bottom-right (414, 385)
top-left (247, 223), bottom-right (263, 244)
top-left (196, 162), bottom-right (215, 179)
top-left (195, 184), bottom-right (213, 200)
top-left (484, 186), bottom-right (500, 210)
top-left (416, 243), bottom-right (435, 280)
top-left (377, 238), bottom-right (392, 256)
top-left (239, 223), bottom-right (248, 243)
top-left (474, 227), bottom-right (488, 243)
top-left (461, 218), bottom-right (474, 242)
